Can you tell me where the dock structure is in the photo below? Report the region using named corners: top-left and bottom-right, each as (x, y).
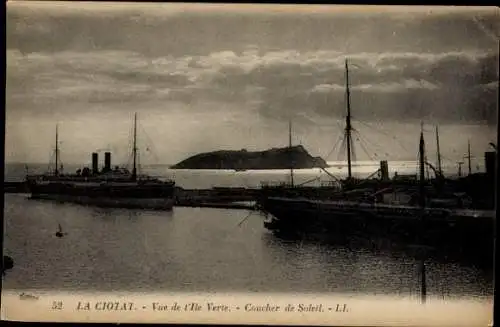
top-left (175, 202), bottom-right (257, 210)
top-left (174, 187), bottom-right (260, 209)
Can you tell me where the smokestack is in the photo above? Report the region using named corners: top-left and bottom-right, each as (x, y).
top-left (380, 160), bottom-right (389, 181)
top-left (485, 151), bottom-right (496, 177)
top-left (92, 153), bottom-right (98, 174)
top-left (104, 152), bottom-right (111, 172)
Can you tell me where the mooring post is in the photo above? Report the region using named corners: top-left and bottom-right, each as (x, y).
top-left (420, 258), bottom-right (427, 304)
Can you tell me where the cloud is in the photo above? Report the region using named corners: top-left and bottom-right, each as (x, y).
top-left (312, 79), bottom-right (439, 93)
top-left (7, 4), bottom-right (499, 57)
top-left (6, 50), bottom-right (190, 110)
top-left (5, 4), bottom-right (499, 166)
top-left (6, 46), bottom-right (498, 125)
top-left (179, 49), bottom-right (498, 123)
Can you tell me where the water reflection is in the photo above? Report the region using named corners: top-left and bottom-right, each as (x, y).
top-left (2, 194), bottom-right (493, 299)
top-left (261, 234), bottom-right (493, 299)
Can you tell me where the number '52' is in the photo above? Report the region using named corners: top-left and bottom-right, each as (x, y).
top-left (52, 301), bottom-right (63, 310)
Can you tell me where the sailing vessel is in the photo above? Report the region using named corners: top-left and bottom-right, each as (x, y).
top-left (258, 58), bottom-right (490, 206)
top-left (259, 59), bottom-right (439, 202)
top-left (259, 60), bottom-right (360, 201)
top-left (259, 124), bottom-right (495, 259)
top-left (26, 113), bottom-right (176, 210)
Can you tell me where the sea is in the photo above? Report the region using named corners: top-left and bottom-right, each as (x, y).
top-left (2, 161), bottom-right (494, 301)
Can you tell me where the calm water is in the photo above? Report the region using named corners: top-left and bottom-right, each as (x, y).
top-left (4, 159), bottom-right (485, 187)
top-left (3, 191), bottom-right (493, 299)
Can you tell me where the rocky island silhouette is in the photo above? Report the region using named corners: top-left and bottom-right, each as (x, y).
top-left (171, 145), bottom-right (328, 170)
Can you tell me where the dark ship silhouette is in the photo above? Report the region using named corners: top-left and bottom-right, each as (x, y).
top-left (259, 126), bottom-right (495, 253)
top-left (25, 113), bottom-right (176, 210)
top-left (257, 59), bottom-right (496, 262)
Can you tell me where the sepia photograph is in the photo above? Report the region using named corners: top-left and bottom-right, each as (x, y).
top-left (2, 2), bottom-right (498, 325)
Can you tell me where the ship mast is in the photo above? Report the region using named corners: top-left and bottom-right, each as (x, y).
top-left (55, 124), bottom-right (59, 176)
top-left (419, 122), bottom-right (426, 208)
top-left (289, 119), bottom-right (294, 187)
top-left (457, 161), bottom-right (464, 177)
top-left (435, 126), bottom-right (442, 177)
top-left (132, 112), bottom-right (137, 181)
top-left (467, 139), bottom-right (472, 175)
top-left (418, 121), bottom-right (427, 304)
top-left (345, 59), bottom-right (353, 180)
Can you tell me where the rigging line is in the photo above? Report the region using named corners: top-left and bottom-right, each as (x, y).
top-left (352, 130), bottom-right (375, 161)
top-left (297, 176), bottom-right (321, 187)
top-left (138, 122), bottom-right (161, 164)
top-left (324, 132), bottom-right (345, 160)
top-left (144, 133), bottom-right (161, 166)
top-left (439, 154), bottom-right (458, 163)
top-left (122, 122), bottom-right (131, 169)
top-left (353, 127), bottom-right (387, 152)
top-left (333, 117), bottom-right (347, 131)
top-left (351, 137), bottom-right (357, 163)
top-left (47, 151), bottom-right (53, 173)
top-left (127, 118), bottom-right (136, 169)
top-left (415, 146), bottom-right (424, 177)
top-left (337, 135), bottom-right (347, 162)
top-left (359, 121), bottom-right (410, 152)
top-left (352, 130), bottom-right (369, 158)
top-left (319, 167), bottom-right (341, 181)
top-left (358, 130), bottom-right (391, 160)
top-left (356, 120), bottom-right (410, 153)
top-left (357, 129), bottom-right (399, 159)
top-left (356, 136), bottom-right (387, 156)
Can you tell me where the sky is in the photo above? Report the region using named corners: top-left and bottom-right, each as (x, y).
top-left (5, 2), bottom-right (499, 167)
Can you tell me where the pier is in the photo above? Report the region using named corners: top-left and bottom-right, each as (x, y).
top-left (3, 182), bottom-right (259, 210)
top-left (174, 187), bottom-right (259, 210)
top-left (4, 181), bottom-right (29, 193)
top-left (175, 202), bottom-right (257, 210)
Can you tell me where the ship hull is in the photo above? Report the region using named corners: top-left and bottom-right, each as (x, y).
top-left (260, 197), bottom-right (495, 260)
top-left (27, 180), bottom-right (176, 210)
top-left (30, 193), bottom-right (174, 210)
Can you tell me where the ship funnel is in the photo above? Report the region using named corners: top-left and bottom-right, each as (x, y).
top-left (485, 151), bottom-right (496, 177)
top-left (92, 153), bottom-right (99, 174)
top-left (104, 152), bottom-right (111, 172)
top-left (380, 160), bottom-right (389, 181)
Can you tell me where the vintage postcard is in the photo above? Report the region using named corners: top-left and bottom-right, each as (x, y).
top-left (2, 2), bottom-right (497, 326)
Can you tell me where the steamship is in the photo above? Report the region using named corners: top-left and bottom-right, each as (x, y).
top-left (25, 114), bottom-right (176, 210)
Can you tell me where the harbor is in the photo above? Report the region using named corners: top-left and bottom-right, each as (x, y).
top-left (3, 4), bottom-right (498, 325)
top-left (4, 152), bottom-right (496, 212)
top-left (2, 191), bottom-right (494, 298)
top-left (5, 60), bottom-right (495, 266)
top-left (4, 102), bottom-right (496, 268)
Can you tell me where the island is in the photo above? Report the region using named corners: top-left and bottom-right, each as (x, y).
top-left (171, 145), bottom-right (329, 170)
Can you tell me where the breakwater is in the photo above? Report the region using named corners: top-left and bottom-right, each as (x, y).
top-left (4, 181), bottom-right (29, 193)
top-left (3, 182), bottom-right (259, 209)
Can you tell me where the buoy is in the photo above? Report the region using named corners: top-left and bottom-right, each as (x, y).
top-left (56, 224), bottom-right (65, 238)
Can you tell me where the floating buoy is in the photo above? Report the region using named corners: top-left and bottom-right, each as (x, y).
top-left (55, 223), bottom-right (66, 238)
